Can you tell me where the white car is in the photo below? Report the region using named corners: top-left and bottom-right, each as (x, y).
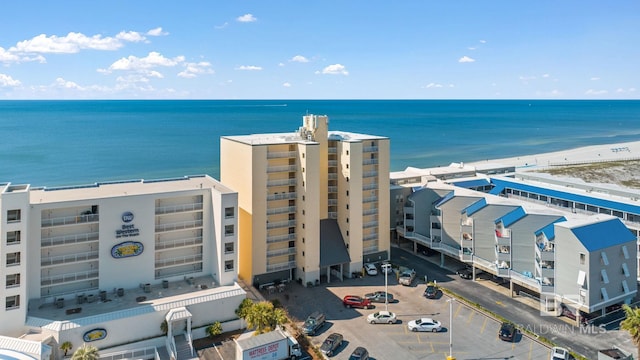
top-left (407, 318), bottom-right (442, 332)
top-left (550, 346), bottom-right (569, 360)
top-left (367, 311), bottom-right (397, 324)
top-left (380, 262), bottom-right (393, 274)
top-left (364, 263), bottom-right (378, 276)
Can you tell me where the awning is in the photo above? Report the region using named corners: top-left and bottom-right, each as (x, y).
top-left (319, 219), bottom-right (351, 267)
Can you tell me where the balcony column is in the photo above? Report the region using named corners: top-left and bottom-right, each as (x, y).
top-left (509, 280), bottom-right (514, 298)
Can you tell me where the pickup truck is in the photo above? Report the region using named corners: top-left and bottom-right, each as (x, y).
top-left (399, 269), bottom-right (416, 286)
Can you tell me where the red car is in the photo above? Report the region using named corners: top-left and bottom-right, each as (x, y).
top-left (343, 295), bottom-right (374, 309)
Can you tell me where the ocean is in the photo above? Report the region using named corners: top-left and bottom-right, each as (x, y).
top-left (2, 100), bottom-right (640, 187)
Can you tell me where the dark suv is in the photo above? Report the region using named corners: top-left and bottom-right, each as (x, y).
top-left (302, 311), bottom-right (326, 336)
top-left (320, 333), bottom-right (343, 357)
top-left (498, 322), bottom-right (516, 342)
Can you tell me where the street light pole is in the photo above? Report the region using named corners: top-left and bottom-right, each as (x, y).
top-left (384, 265), bottom-right (388, 312)
top-left (447, 298), bottom-right (455, 360)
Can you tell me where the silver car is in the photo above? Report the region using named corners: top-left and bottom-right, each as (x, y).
top-left (367, 310), bottom-right (397, 324)
top-left (407, 318), bottom-right (442, 332)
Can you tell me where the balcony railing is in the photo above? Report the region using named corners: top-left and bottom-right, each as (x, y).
top-left (363, 183), bottom-right (378, 190)
top-left (267, 247), bottom-right (296, 258)
top-left (363, 233), bottom-right (378, 241)
top-left (363, 196), bottom-right (378, 203)
top-left (267, 165), bottom-right (297, 173)
top-left (267, 261), bottom-right (296, 272)
top-left (267, 192), bottom-right (297, 201)
top-left (267, 233), bottom-right (296, 244)
top-left (41, 232), bottom-right (99, 247)
top-left (328, 160), bottom-right (338, 167)
top-left (267, 206), bottom-right (296, 215)
top-left (155, 202), bottom-right (203, 215)
top-left (328, 147), bottom-right (337, 154)
top-left (267, 151), bottom-right (297, 159)
top-left (41, 269), bottom-right (99, 286)
top-left (267, 220), bottom-right (296, 229)
top-left (363, 146), bottom-right (378, 152)
top-left (328, 212), bottom-right (338, 219)
top-left (155, 254), bottom-right (203, 268)
top-left (155, 219), bottom-right (203, 232)
top-left (267, 179), bottom-right (297, 187)
top-left (328, 186), bottom-right (338, 193)
top-left (363, 245), bottom-right (379, 254)
top-left (363, 208), bottom-right (378, 216)
top-left (155, 236), bottom-right (203, 250)
top-left (41, 250), bottom-right (99, 267)
top-left (363, 221), bottom-right (378, 229)
top-left (328, 173), bottom-right (338, 180)
top-left (363, 159), bottom-right (378, 165)
top-left (363, 171), bottom-right (378, 178)
top-left (41, 214), bottom-right (99, 227)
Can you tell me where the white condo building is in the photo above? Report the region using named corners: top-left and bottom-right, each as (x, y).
top-left (0, 175), bottom-right (244, 360)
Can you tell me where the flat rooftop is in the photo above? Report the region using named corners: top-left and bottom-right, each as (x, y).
top-left (27, 175), bottom-right (234, 204)
top-left (223, 130), bottom-right (387, 146)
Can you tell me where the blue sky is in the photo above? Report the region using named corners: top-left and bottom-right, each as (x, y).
top-left (0, 1), bottom-right (638, 99)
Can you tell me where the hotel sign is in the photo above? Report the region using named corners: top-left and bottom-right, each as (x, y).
top-left (83, 328), bottom-right (107, 342)
top-left (116, 211), bottom-right (140, 239)
top-left (112, 211), bottom-right (144, 259)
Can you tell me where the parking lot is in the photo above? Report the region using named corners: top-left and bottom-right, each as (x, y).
top-left (266, 269), bottom-right (553, 360)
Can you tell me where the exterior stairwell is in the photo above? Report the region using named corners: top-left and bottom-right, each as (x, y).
top-left (174, 334), bottom-right (196, 360)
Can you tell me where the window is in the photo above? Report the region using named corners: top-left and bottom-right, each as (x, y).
top-left (346, 230), bottom-right (349, 236)
top-left (601, 269), bottom-right (609, 284)
top-left (601, 252), bottom-right (609, 266)
top-left (346, 164), bottom-right (349, 169)
top-left (622, 263), bottom-right (630, 277)
top-left (579, 253), bottom-right (586, 265)
top-left (6, 210), bottom-right (21, 223)
top-left (288, 241), bottom-right (295, 248)
top-left (302, 251), bottom-right (305, 257)
top-left (346, 204), bottom-right (349, 210)
top-left (6, 274), bottom-right (20, 288)
top-left (302, 195), bottom-right (305, 201)
top-left (6, 252), bottom-right (20, 266)
top-left (6, 295), bottom-right (19, 310)
top-left (224, 225), bottom-right (234, 236)
top-left (600, 288), bottom-right (609, 301)
top-left (346, 150), bottom-right (349, 155)
top-left (224, 207), bottom-right (234, 218)
top-left (346, 190), bottom-right (349, 196)
top-left (224, 242), bottom-right (234, 254)
top-left (346, 177), bottom-right (349, 182)
top-left (6, 231), bottom-right (20, 245)
top-left (224, 260), bottom-right (234, 272)
top-left (346, 218), bottom-right (349, 223)
top-left (622, 246), bottom-right (630, 259)
top-left (623, 280), bottom-right (630, 293)
top-left (302, 223), bottom-right (305, 229)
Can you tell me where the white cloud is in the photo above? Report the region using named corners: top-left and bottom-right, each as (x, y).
top-left (320, 64), bottom-right (349, 75)
top-left (235, 65), bottom-right (262, 71)
top-left (282, 82), bottom-right (291, 87)
top-left (458, 56), bottom-right (475, 63)
top-left (115, 31), bottom-right (146, 43)
top-left (585, 89), bottom-right (608, 95)
top-left (0, 47), bottom-right (20, 62)
top-left (0, 73), bottom-right (21, 87)
top-left (542, 74), bottom-right (550, 78)
top-left (290, 55), bottom-right (309, 63)
top-left (616, 88), bottom-right (636, 93)
top-left (214, 22), bottom-right (229, 29)
top-left (479, 40), bottom-right (487, 44)
top-left (178, 61), bottom-right (214, 78)
top-left (54, 77), bottom-right (83, 90)
top-left (424, 83), bottom-right (443, 88)
top-left (146, 27), bottom-right (168, 36)
top-left (11, 32), bottom-right (126, 54)
top-left (519, 75), bottom-right (536, 81)
top-left (237, 14), bottom-right (257, 22)
top-left (278, 62), bottom-right (285, 67)
top-left (590, 77), bottom-right (600, 81)
top-left (107, 51), bottom-right (185, 72)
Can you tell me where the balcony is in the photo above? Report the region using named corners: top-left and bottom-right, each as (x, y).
top-left (267, 165), bottom-right (297, 173)
top-left (363, 196), bottom-right (378, 203)
top-left (431, 241), bottom-right (460, 258)
top-left (328, 147), bottom-right (337, 154)
top-left (328, 160), bottom-right (338, 167)
top-left (363, 171), bottom-right (378, 178)
top-left (41, 269), bottom-right (99, 286)
top-left (540, 283), bottom-right (555, 293)
top-left (267, 233), bottom-right (296, 244)
top-left (329, 212), bottom-right (337, 219)
top-left (496, 267), bottom-right (510, 277)
top-left (266, 261), bottom-right (297, 272)
top-left (41, 232), bottom-right (99, 247)
top-left (267, 206), bottom-right (296, 215)
top-left (267, 220), bottom-right (296, 229)
top-left (459, 248), bottom-right (473, 262)
top-left (267, 247), bottom-right (297, 258)
top-left (461, 232), bottom-right (472, 243)
top-left (363, 233), bottom-right (378, 241)
top-left (155, 219), bottom-right (203, 232)
top-left (536, 261), bottom-right (555, 278)
top-left (155, 254), bottom-right (203, 268)
top-left (328, 186), bottom-right (338, 193)
top-left (155, 202), bottom-right (203, 215)
top-left (267, 179), bottom-right (297, 187)
top-left (156, 236), bottom-right (203, 250)
top-left (363, 208), bottom-right (378, 216)
top-left (41, 213), bottom-right (99, 227)
top-left (495, 246), bottom-right (511, 262)
top-left (363, 146), bottom-right (378, 152)
top-left (267, 151), bottom-right (297, 159)
top-left (363, 221), bottom-right (378, 229)
top-left (363, 159), bottom-right (378, 165)
top-left (510, 271), bottom-right (540, 291)
top-left (535, 243), bottom-right (555, 261)
top-left (267, 192), bottom-right (297, 201)
top-left (328, 173), bottom-right (338, 180)
top-left (41, 251), bottom-right (99, 267)
top-left (363, 183), bottom-right (378, 190)
top-left (363, 244), bottom-right (379, 254)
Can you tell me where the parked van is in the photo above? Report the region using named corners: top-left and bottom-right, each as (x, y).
top-left (302, 311), bottom-right (326, 336)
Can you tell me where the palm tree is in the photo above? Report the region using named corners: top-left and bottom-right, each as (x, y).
top-left (620, 304), bottom-right (640, 356)
top-left (206, 321), bottom-right (223, 338)
top-left (160, 319), bottom-right (168, 335)
top-left (236, 298), bottom-right (254, 330)
top-left (60, 341), bottom-right (72, 357)
top-left (71, 344), bottom-right (99, 360)
top-left (243, 301), bottom-right (289, 334)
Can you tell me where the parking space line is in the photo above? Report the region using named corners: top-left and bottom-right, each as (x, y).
top-left (529, 340), bottom-right (533, 359)
top-left (480, 317), bottom-right (487, 333)
top-left (467, 310), bottom-right (475, 323)
top-left (454, 303), bottom-right (463, 317)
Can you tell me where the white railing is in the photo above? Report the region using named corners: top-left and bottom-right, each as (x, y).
top-left (41, 270), bottom-right (99, 286)
top-left (267, 206), bottom-right (296, 215)
top-left (41, 232), bottom-right (99, 247)
top-left (41, 213), bottom-right (99, 227)
top-left (328, 147), bottom-right (337, 154)
top-left (166, 338), bottom-right (176, 360)
top-left (328, 186), bottom-right (338, 193)
top-left (328, 160), bottom-right (338, 166)
top-left (155, 254), bottom-right (203, 268)
top-left (328, 173), bottom-right (338, 179)
top-left (267, 261), bottom-right (296, 272)
top-left (99, 346), bottom-right (158, 360)
top-left (41, 251), bottom-right (99, 266)
top-left (267, 220), bottom-right (296, 229)
top-left (267, 178), bottom-right (297, 187)
top-left (363, 146), bottom-right (378, 152)
top-left (328, 199), bottom-right (338, 205)
top-left (363, 171), bottom-right (378, 178)
top-left (363, 159), bottom-right (379, 165)
top-left (363, 221), bottom-right (378, 228)
top-left (186, 332), bottom-right (194, 357)
top-left (363, 183), bottom-right (378, 190)
top-left (363, 245), bottom-right (379, 254)
top-left (363, 196), bottom-right (378, 203)
top-left (363, 233), bottom-right (378, 241)
top-left (267, 247), bottom-right (296, 257)
top-left (267, 151), bottom-right (297, 159)
top-left (267, 165), bottom-right (297, 173)
top-left (328, 212), bottom-right (338, 219)
top-left (363, 208), bottom-right (378, 216)
top-left (155, 236), bottom-right (203, 250)
top-left (155, 219), bottom-right (203, 232)
top-left (267, 192), bottom-right (297, 201)
top-left (267, 233), bottom-right (296, 243)
top-left (155, 202), bottom-right (203, 215)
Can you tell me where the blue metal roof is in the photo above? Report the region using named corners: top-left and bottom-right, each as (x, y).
top-left (463, 198), bottom-right (487, 216)
top-left (450, 178), bottom-right (490, 189)
top-left (497, 207), bottom-right (527, 227)
top-left (534, 217), bottom-right (566, 240)
top-left (571, 218), bottom-right (636, 251)
top-left (434, 191), bottom-right (455, 207)
top-left (490, 178), bottom-right (640, 215)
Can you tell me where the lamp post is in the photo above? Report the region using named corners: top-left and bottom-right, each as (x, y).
top-left (384, 264), bottom-right (388, 312)
top-left (447, 298), bottom-right (455, 360)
